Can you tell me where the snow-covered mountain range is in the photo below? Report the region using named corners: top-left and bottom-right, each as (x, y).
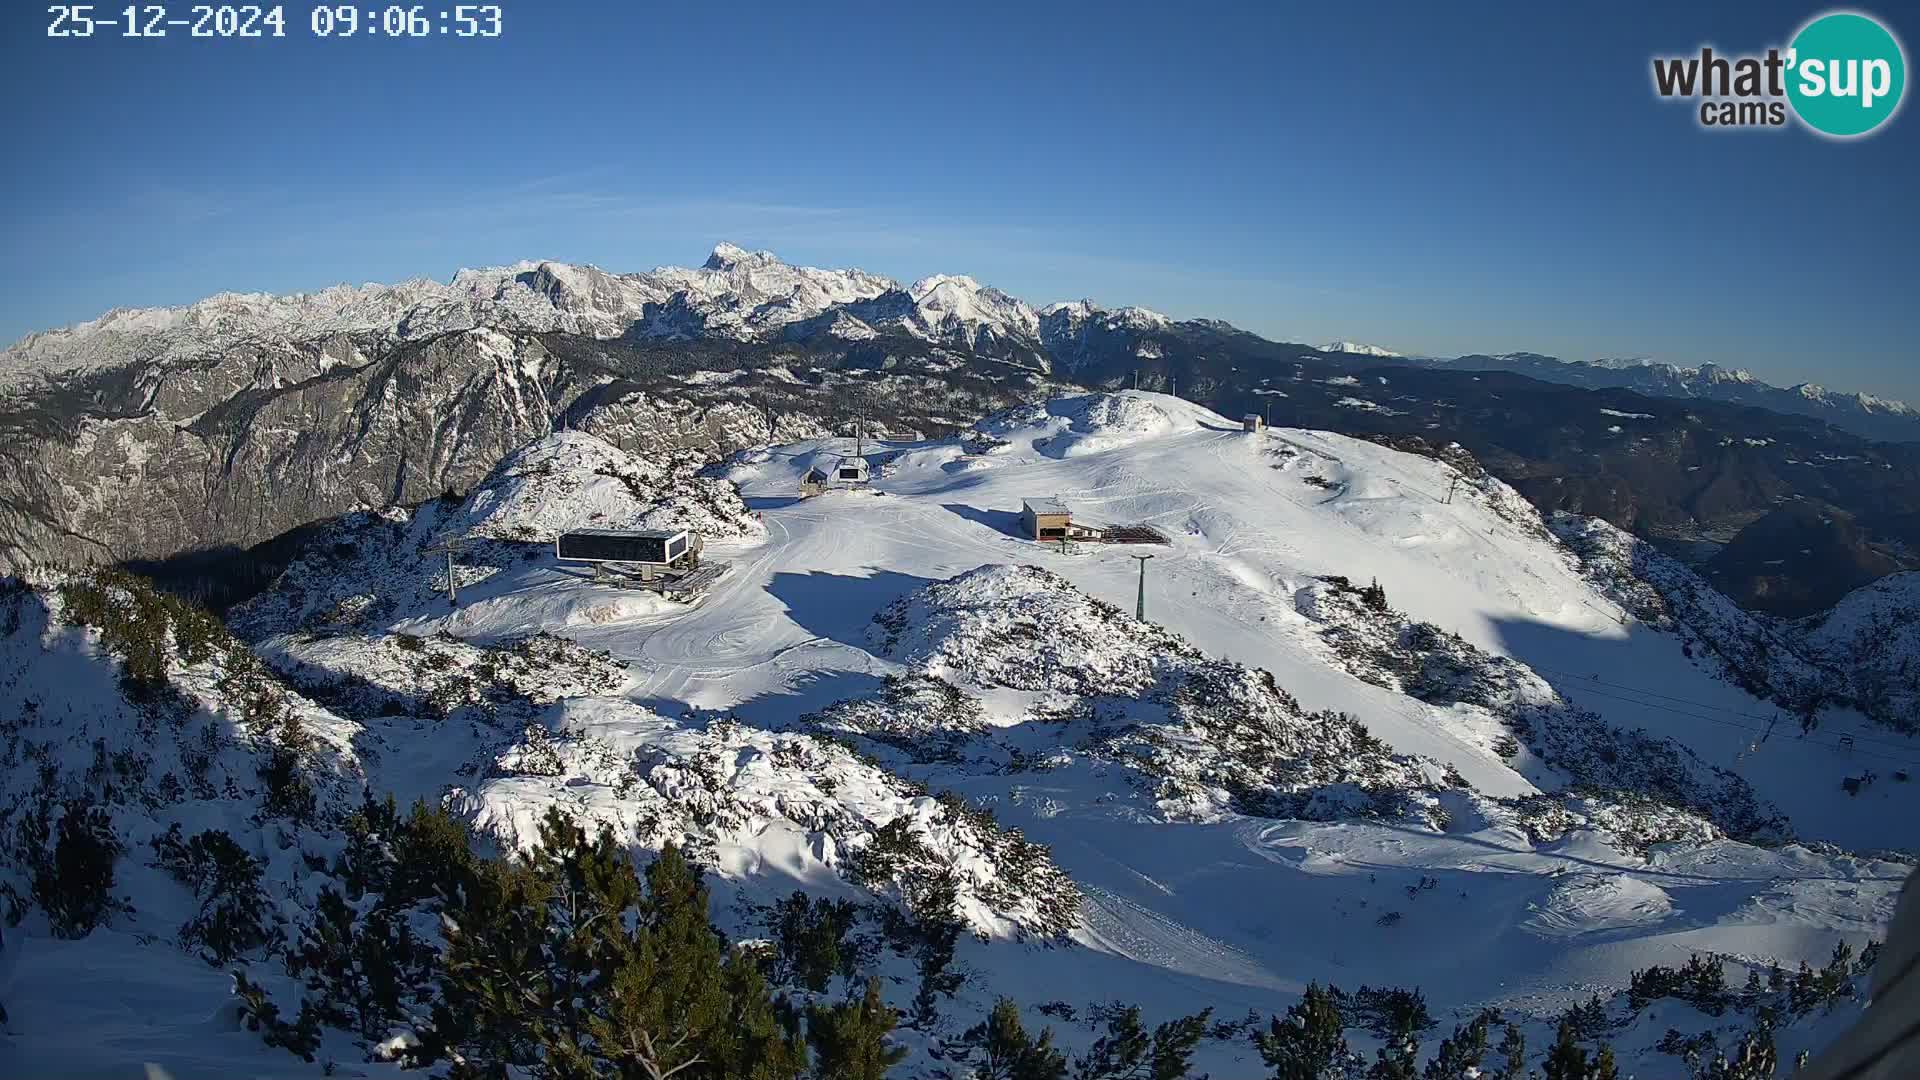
top-left (1429, 354), bottom-right (1920, 443)
top-left (5, 245), bottom-right (1910, 442)
top-left (0, 242), bottom-right (1435, 403)
top-left (2, 391), bottom-right (1914, 1077)
top-left (0, 243), bottom-right (1089, 394)
top-left (1318, 341), bottom-right (1403, 358)
top-left (3, 243), bottom-right (1917, 625)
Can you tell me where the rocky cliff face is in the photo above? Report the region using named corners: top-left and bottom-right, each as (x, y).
top-left (0, 246), bottom-right (1082, 573)
top-left (5, 330), bottom-right (561, 568)
top-left (0, 333), bottom-right (1025, 574)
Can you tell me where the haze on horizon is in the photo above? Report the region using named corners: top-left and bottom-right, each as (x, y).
top-left (3, 1), bottom-right (1916, 401)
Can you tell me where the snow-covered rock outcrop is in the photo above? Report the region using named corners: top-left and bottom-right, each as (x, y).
top-left (1798, 572), bottom-right (1920, 733)
top-left (972, 390), bottom-right (1228, 458)
top-left (459, 704), bottom-right (1081, 941)
top-left (228, 431), bottom-right (759, 640)
top-left (1294, 575), bottom-right (1790, 845)
top-left (441, 431), bottom-right (761, 544)
top-left (862, 564), bottom-right (1450, 824)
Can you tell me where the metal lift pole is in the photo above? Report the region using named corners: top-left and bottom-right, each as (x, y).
top-left (1132, 553), bottom-right (1155, 622)
top-left (429, 538), bottom-right (463, 606)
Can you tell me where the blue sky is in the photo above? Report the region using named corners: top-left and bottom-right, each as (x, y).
top-left (4, 2), bottom-right (1916, 400)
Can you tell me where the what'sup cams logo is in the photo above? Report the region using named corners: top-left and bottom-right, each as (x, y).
top-left (1652, 10), bottom-right (1906, 137)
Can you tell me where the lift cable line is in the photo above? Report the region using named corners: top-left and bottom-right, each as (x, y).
top-left (1556, 680), bottom-right (1920, 768)
top-left (1524, 661), bottom-right (1920, 755)
top-left (1527, 662), bottom-right (1806, 719)
top-left (1535, 677), bottom-right (1920, 769)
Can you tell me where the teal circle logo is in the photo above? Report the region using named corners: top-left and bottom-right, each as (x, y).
top-left (1787, 12), bottom-right (1906, 137)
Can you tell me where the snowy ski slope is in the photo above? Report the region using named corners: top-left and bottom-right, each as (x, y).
top-left (5, 391), bottom-right (1913, 1078)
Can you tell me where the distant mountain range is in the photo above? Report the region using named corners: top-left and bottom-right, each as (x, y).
top-left (1318, 340), bottom-right (1404, 358)
top-left (1412, 352), bottom-right (1920, 444)
top-left (6, 243), bottom-right (1909, 441)
top-left (2, 243), bottom-right (1916, 616)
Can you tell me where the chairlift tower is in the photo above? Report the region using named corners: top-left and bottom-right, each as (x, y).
top-left (426, 537), bottom-right (465, 606)
top-left (1131, 553), bottom-right (1155, 622)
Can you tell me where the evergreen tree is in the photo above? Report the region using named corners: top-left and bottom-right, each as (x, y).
top-left (585, 841), bottom-right (737, 1079)
top-left (769, 890), bottom-right (860, 993)
top-left (336, 790), bottom-right (402, 900)
top-left (1254, 983), bottom-right (1356, 1080)
top-left (258, 738), bottom-right (315, 821)
top-left (1495, 1023), bottom-right (1526, 1080)
top-left (1422, 1010), bottom-right (1496, 1080)
top-left (1682, 953), bottom-right (1729, 1015)
top-left (1072, 1004), bottom-right (1211, 1080)
top-left (963, 998), bottom-right (1068, 1080)
top-left (1541, 1019), bottom-right (1619, 1080)
top-left (288, 886), bottom-right (432, 1043)
top-left (415, 823), bottom-right (797, 1078)
top-left (907, 867), bottom-right (967, 1025)
top-left (150, 825), bottom-right (273, 964)
top-left (1816, 941), bottom-right (1856, 1004)
top-left (807, 977), bottom-right (907, 1080)
top-left (30, 798), bottom-right (123, 938)
top-left (1361, 578), bottom-right (1390, 613)
top-left (232, 970), bottom-right (323, 1063)
top-left (527, 807), bottom-right (642, 1063)
top-left (420, 854), bottom-right (551, 1074)
top-left (1789, 961), bottom-right (1820, 1014)
top-left (387, 798), bottom-right (476, 907)
top-left (1362, 987), bottom-right (1427, 1080)
top-left (1367, 1044), bottom-right (1418, 1080)
top-left (711, 949), bottom-right (808, 1080)
top-left (1697, 1019), bottom-right (1778, 1080)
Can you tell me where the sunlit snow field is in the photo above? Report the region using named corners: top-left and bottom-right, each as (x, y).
top-left (5, 392), bottom-right (1912, 1078)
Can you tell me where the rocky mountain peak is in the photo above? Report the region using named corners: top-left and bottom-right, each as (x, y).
top-left (701, 240), bottom-right (779, 272)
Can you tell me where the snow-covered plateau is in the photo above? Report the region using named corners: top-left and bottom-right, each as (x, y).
top-left (1, 392), bottom-right (1912, 1078)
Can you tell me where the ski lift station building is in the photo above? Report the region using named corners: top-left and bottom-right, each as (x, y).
top-left (833, 455), bottom-right (871, 484)
top-left (799, 455), bottom-right (871, 497)
top-left (1021, 498), bottom-right (1073, 540)
top-left (555, 528), bottom-right (701, 580)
